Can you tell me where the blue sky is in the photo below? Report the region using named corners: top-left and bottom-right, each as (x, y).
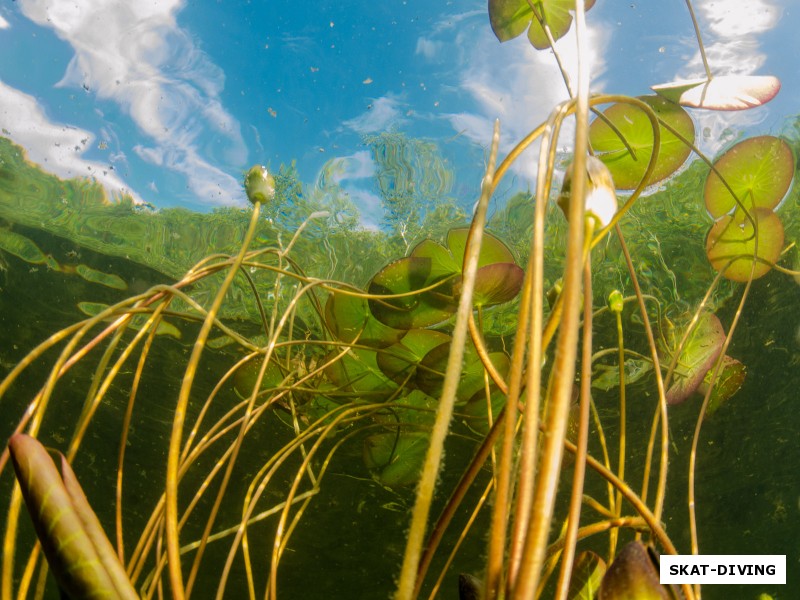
top-left (0, 0), bottom-right (796, 225)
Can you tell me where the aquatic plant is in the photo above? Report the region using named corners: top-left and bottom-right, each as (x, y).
top-left (0, 0), bottom-right (798, 599)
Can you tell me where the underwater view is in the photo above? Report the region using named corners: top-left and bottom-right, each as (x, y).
top-left (0, 0), bottom-right (799, 598)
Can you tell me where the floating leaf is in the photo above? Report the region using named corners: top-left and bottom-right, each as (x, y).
top-left (598, 541), bottom-right (668, 599)
top-left (460, 387), bottom-right (507, 434)
top-left (446, 228), bottom-right (517, 268)
top-left (376, 329), bottom-right (451, 384)
top-left (0, 228), bottom-right (47, 264)
top-left (461, 262), bottom-right (525, 307)
top-left (233, 357), bottom-right (285, 398)
top-left (368, 256), bottom-right (456, 329)
top-left (703, 355), bottom-right (746, 416)
top-left (569, 551), bottom-right (607, 600)
top-left (589, 96), bottom-right (694, 190)
top-left (8, 434), bottom-right (138, 600)
top-left (363, 431), bottom-right (430, 488)
top-left (325, 290), bottom-right (403, 347)
top-left (704, 136), bottom-right (794, 219)
top-left (705, 207), bottom-right (784, 282)
top-left (592, 358), bottom-right (653, 392)
top-left (652, 75), bottom-right (781, 110)
top-left (75, 264), bottom-right (128, 290)
top-left (324, 347), bottom-right (398, 399)
top-left (417, 342), bottom-right (510, 402)
top-left (666, 312), bottom-right (725, 406)
top-left (489, 0), bottom-right (596, 50)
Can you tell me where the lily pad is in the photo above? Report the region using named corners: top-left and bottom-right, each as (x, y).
top-left (591, 357), bottom-right (653, 392)
top-left (446, 228), bottom-right (517, 268)
top-left (652, 75), bottom-right (781, 110)
top-left (666, 312), bottom-right (725, 406)
top-left (489, 0), bottom-right (596, 50)
top-left (363, 431), bottom-right (430, 488)
top-left (417, 342), bottom-right (510, 402)
top-left (457, 262), bottom-right (525, 307)
top-left (325, 290), bottom-right (403, 347)
top-left (233, 357), bottom-right (285, 398)
top-left (702, 355), bottom-right (746, 416)
top-left (324, 347), bottom-right (398, 399)
top-left (75, 264), bottom-right (127, 290)
top-left (376, 329), bottom-right (451, 384)
top-left (705, 207), bottom-right (784, 282)
top-left (368, 256), bottom-right (456, 329)
top-left (589, 96), bottom-right (694, 190)
top-left (704, 136), bottom-right (794, 219)
top-left (0, 228), bottom-right (47, 264)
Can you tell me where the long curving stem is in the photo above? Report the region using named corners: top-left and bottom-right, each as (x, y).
top-left (685, 0), bottom-right (713, 80)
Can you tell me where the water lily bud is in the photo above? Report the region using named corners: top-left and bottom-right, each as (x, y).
top-left (608, 290), bottom-right (624, 314)
top-left (244, 165), bottom-right (275, 205)
top-left (558, 156), bottom-right (618, 227)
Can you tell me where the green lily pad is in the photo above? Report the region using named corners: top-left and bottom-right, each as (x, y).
top-left (702, 355), bottom-right (746, 416)
top-left (666, 312), bottom-right (725, 406)
top-left (460, 387), bottom-right (507, 434)
top-left (363, 431), bottom-right (430, 488)
top-left (233, 357), bottom-right (285, 398)
top-left (652, 75), bottom-right (781, 111)
top-left (704, 136), bottom-right (794, 219)
top-left (589, 95), bottom-right (694, 190)
top-left (417, 342), bottom-right (510, 402)
top-left (376, 329), bottom-right (451, 384)
top-left (489, 0), bottom-right (596, 50)
top-left (325, 290), bottom-right (403, 347)
top-left (705, 207), bottom-right (784, 282)
top-left (75, 264), bottom-right (127, 290)
top-left (324, 347), bottom-right (398, 399)
top-left (591, 357), bottom-right (653, 392)
top-left (368, 256), bottom-right (456, 330)
top-left (0, 228), bottom-right (47, 264)
top-left (446, 228), bottom-right (517, 268)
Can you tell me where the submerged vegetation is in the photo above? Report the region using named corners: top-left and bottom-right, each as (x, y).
top-left (0, 0), bottom-right (799, 599)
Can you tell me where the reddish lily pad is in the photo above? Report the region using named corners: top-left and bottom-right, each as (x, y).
top-left (455, 262), bottom-right (525, 308)
top-left (589, 96), bottom-right (694, 190)
top-left (652, 75), bottom-right (781, 111)
top-left (666, 312), bottom-right (726, 406)
top-left (489, 0), bottom-right (596, 50)
top-left (705, 207), bottom-right (784, 282)
top-left (704, 136), bottom-right (794, 219)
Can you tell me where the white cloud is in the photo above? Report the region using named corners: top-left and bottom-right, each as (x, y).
top-left (0, 80), bottom-right (143, 202)
top-left (343, 96), bottom-right (406, 134)
top-left (0, 14), bottom-right (10, 29)
top-left (18, 0), bottom-right (248, 206)
top-left (444, 22), bottom-right (609, 180)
